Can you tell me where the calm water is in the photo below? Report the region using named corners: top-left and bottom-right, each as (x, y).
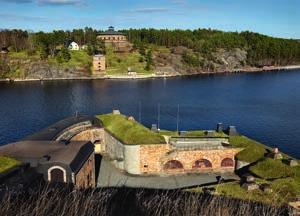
top-left (0, 70), bottom-right (300, 158)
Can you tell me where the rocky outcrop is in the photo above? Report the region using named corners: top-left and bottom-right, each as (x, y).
top-left (153, 47), bottom-right (248, 75)
top-left (2, 57), bottom-right (91, 79)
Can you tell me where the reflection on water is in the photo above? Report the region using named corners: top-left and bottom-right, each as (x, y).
top-left (0, 70), bottom-right (300, 158)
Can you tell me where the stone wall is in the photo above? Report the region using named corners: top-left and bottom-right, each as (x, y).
top-left (75, 153), bottom-right (95, 188)
top-left (71, 128), bottom-right (104, 154)
top-left (161, 148), bottom-right (242, 174)
top-left (139, 144), bottom-right (242, 175)
top-left (139, 144), bottom-right (171, 174)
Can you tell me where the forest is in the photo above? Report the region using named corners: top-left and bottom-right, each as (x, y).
top-left (0, 27), bottom-right (300, 67)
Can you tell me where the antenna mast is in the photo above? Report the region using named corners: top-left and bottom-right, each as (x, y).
top-left (176, 104), bottom-right (180, 133)
top-left (139, 101), bottom-right (142, 123)
top-left (157, 103), bottom-right (160, 130)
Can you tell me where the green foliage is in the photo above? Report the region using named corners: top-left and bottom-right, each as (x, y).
top-left (229, 135), bottom-right (267, 163)
top-left (145, 49), bottom-right (153, 71)
top-left (249, 158), bottom-right (300, 179)
top-left (56, 47), bottom-right (71, 63)
top-left (0, 156), bottom-right (20, 173)
top-left (97, 113), bottom-right (166, 145)
top-left (182, 51), bottom-right (202, 67)
top-left (123, 28), bottom-right (300, 66)
top-left (39, 45), bottom-right (49, 60)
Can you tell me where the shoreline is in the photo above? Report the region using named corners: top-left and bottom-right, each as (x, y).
top-left (1, 65), bottom-right (300, 83)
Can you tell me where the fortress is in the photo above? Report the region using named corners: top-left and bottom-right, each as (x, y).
top-left (97, 26), bottom-right (132, 52)
top-left (0, 112), bottom-right (242, 188)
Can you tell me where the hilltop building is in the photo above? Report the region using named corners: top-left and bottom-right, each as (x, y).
top-left (68, 41), bottom-right (80, 51)
top-left (97, 26), bottom-right (132, 52)
top-left (93, 54), bottom-right (106, 73)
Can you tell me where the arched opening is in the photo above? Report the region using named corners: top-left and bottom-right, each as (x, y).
top-left (50, 169), bottom-right (64, 182)
top-left (48, 166), bottom-right (66, 183)
top-left (193, 159), bottom-right (212, 168)
top-left (164, 160), bottom-right (183, 170)
top-left (221, 158), bottom-right (234, 167)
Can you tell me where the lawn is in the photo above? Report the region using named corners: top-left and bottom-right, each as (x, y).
top-left (48, 50), bottom-right (92, 69)
top-left (158, 130), bottom-right (228, 138)
top-left (249, 158), bottom-right (300, 179)
top-left (0, 156), bottom-right (20, 173)
top-left (229, 135), bottom-right (267, 163)
top-left (97, 113), bottom-right (166, 145)
top-left (105, 46), bottom-right (153, 75)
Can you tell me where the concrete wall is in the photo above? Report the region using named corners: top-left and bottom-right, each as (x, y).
top-left (103, 130), bottom-right (124, 170)
top-left (124, 145), bottom-right (141, 175)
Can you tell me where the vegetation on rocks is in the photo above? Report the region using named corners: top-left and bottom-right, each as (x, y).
top-left (97, 113), bottom-right (166, 145)
top-left (0, 156), bottom-right (20, 173)
top-left (1, 27), bottom-right (300, 79)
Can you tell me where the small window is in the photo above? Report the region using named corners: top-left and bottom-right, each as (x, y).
top-left (144, 164), bottom-right (148, 168)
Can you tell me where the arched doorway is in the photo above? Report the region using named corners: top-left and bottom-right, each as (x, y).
top-left (221, 158), bottom-right (234, 167)
top-left (164, 160), bottom-right (184, 170)
top-left (193, 159), bottom-right (212, 169)
top-left (48, 166), bottom-right (66, 183)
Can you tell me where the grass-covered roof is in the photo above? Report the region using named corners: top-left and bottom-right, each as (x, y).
top-left (97, 114), bottom-right (166, 145)
top-left (0, 156), bottom-right (20, 173)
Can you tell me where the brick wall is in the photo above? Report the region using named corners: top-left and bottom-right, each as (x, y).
top-left (75, 153), bottom-right (95, 188)
top-left (139, 144), bottom-right (171, 174)
top-left (139, 144), bottom-right (242, 175)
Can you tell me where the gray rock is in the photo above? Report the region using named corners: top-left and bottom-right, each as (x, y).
top-left (228, 126), bottom-right (238, 136)
top-left (242, 183), bottom-right (259, 191)
top-left (288, 159), bottom-right (299, 167)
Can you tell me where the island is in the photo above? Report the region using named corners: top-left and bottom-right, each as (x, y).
top-left (1, 27), bottom-right (300, 81)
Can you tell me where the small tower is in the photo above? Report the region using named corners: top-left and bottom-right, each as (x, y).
top-left (93, 54), bottom-right (106, 73)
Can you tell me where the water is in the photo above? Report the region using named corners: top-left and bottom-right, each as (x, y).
top-left (0, 70), bottom-right (300, 158)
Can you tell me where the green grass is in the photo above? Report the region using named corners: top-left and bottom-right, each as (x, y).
top-left (158, 130), bottom-right (228, 138)
top-left (49, 50), bottom-right (92, 69)
top-left (0, 156), bottom-right (20, 173)
top-left (106, 46), bottom-right (153, 75)
top-left (8, 51), bottom-right (40, 60)
top-left (184, 130), bottom-right (228, 137)
top-left (249, 158), bottom-right (300, 179)
top-left (97, 113), bottom-right (166, 145)
top-left (158, 130), bottom-right (179, 137)
top-left (229, 135), bottom-right (267, 163)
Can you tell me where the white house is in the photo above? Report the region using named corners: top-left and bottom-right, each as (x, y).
top-left (68, 42), bottom-right (79, 51)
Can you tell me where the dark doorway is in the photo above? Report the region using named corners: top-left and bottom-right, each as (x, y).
top-left (50, 168), bottom-right (64, 182)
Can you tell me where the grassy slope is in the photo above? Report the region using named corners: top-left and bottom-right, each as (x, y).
top-left (229, 135), bottom-right (267, 163)
top-left (105, 46), bottom-right (153, 75)
top-left (97, 114), bottom-right (166, 145)
top-left (0, 156), bottom-right (20, 173)
top-left (48, 50), bottom-right (92, 69)
top-left (250, 158), bottom-right (300, 179)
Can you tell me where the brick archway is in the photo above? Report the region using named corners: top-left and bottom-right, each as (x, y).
top-left (192, 159), bottom-right (212, 169)
top-left (163, 160), bottom-right (184, 170)
top-left (221, 158), bottom-right (234, 167)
